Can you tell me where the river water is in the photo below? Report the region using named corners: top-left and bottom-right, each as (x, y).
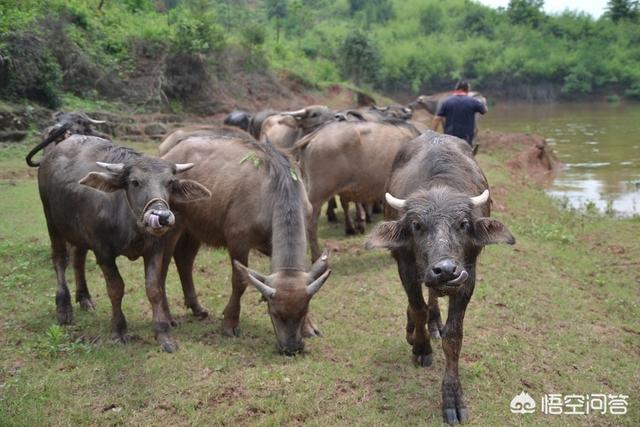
top-left (482, 102), bottom-right (640, 216)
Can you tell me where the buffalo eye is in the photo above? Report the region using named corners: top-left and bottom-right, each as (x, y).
top-left (411, 221), bottom-right (422, 232)
top-left (129, 179), bottom-right (140, 188)
top-left (461, 219), bottom-right (471, 232)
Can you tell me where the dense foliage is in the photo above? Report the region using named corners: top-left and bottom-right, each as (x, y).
top-left (1, 0), bottom-right (639, 108)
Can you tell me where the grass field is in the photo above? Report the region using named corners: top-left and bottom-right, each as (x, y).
top-left (0, 136), bottom-right (638, 426)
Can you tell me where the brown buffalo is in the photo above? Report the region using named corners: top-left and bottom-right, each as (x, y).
top-left (292, 120), bottom-right (420, 260)
top-left (161, 127), bottom-right (332, 354)
top-left (366, 130), bottom-right (514, 424)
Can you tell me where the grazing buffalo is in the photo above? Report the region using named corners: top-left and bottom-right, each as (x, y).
top-left (293, 120), bottom-right (420, 260)
top-left (161, 127), bottom-right (331, 354)
top-left (365, 130), bottom-right (515, 425)
top-left (37, 135), bottom-right (211, 352)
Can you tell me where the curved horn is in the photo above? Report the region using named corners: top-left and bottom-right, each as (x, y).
top-left (85, 114), bottom-right (107, 124)
top-left (470, 189), bottom-right (490, 206)
top-left (385, 192), bottom-right (407, 210)
top-left (282, 108), bottom-right (307, 117)
top-left (175, 163), bottom-right (194, 173)
top-left (233, 260), bottom-right (276, 299)
top-left (306, 269), bottom-right (331, 296)
top-left (96, 162), bottom-right (124, 173)
top-left (309, 250), bottom-right (329, 280)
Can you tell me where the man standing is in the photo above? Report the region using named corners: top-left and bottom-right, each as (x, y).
top-left (432, 81), bottom-right (487, 152)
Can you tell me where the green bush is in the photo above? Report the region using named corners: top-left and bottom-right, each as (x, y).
top-left (0, 33), bottom-right (62, 108)
top-left (169, 7), bottom-right (226, 54)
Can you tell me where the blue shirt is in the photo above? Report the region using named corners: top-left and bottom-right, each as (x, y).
top-left (436, 94), bottom-right (487, 145)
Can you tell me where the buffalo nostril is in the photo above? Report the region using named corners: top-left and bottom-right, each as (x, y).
top-left (432, 267), bottom-right (442, 276)
top-left (157, 211), bottom-right (172, 226)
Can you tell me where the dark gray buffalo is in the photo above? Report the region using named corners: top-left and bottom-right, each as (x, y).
top-left (365, 131), bottom-right (515, 425)
top-left (38, 135), bottom-right (210, 351)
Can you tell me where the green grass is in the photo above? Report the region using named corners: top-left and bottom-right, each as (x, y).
top-left (0, 139), bottom-right (638, 426)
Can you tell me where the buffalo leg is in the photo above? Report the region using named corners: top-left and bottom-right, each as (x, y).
top-left (340, 197), bottom-right (357, 235)
top-left (441, 293), bottom-right (472, 425)
top-left (364, 203), bottom-right (373, 224)
top-left (143, 252), bottom-right (177, 352)
top-left (173, 232), bottom-right (208, 319)
top-left (354, 203), bottom-right (366, 234)
top-left (222, 250), bottom-right (249, 337)
top-left (97, 259), bottom-right (129, 344)
top-left (50, 234), bottom-right (72, 324)
top-left (394, 250), bottom-right (432, 367)
top-left (302, 314), bottom-right (321, 338)
top-left (428, 288), bottom-right (444, 339)
top-left (326, 197), bottom-right (338, 223)
top-left (71, 246), bottom-right (95, 311)
top-left (308, 204), bottom-right (323, 262)
top-left (371, 200), bottom-right (383, 214)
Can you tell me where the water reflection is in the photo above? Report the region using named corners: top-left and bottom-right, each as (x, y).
top-left (483, 103), bottom-right (640, 216)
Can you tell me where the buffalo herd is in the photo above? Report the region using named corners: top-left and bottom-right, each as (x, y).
top-left (29, 94), bottom-right (513, 425)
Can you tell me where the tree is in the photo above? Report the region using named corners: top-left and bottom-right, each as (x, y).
top-left (507, 0), bottom-right (545, 27)
top-left (338, 30), bottom-right (380, 86)
top-left (266, 0), bottom-right (288, 43)
top-left (605, 0), bottom-right (639, 22)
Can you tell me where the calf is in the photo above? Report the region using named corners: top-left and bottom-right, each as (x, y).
top-left (366, 130), bottom-right (515, 424)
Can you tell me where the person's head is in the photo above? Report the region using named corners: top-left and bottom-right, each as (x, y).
top-left (455, 80), bottom-right (470, 93)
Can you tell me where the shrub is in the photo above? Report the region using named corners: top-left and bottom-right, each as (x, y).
top-left (0, 33), bottom-right (62, 108)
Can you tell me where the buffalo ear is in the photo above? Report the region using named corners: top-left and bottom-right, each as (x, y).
top-left (365, 220), bottom-right (408, 250)
top-left (473, 218), bottom-right (515, 246)
top-left (79, 172), bottom-right (123, 193)
top-left (171, 179), bottom-right (211, 203)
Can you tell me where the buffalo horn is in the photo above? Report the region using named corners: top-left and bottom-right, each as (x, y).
top-left (96, 162), bottom-right (124, 173)
top-left (233, 261), bottom-right (276, 298)
top-left (385, 192), bottom-right (406, 210)
top-left (470, 189), bottom-right (490, 206)
top-left (306, 269), bottom-right (331, 296)
top-left (282, 108), bottom-right (307, 117)
top-left (85, 115), bottom-right (107, 124)
top-left (175, 163), bottom-right (194, 173)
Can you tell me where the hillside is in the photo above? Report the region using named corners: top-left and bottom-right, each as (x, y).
top-left (1, 0), bottom-right (640, 115)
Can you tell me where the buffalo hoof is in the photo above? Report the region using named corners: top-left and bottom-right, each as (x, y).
top-left (169, 317), bottom-right (178, 328)
top-left (429, 328), bottom-right (442, 340)
top-left (443, 406), bottom-right (469, 425)
top-left (412, 353), bottom-right (433, 368)
top-left (191, 306), bottom-right (209, 320)
top-left (160, 340), bottom-right (178, 353)
top-left (303, 317), bottom-right (322, 338)
top-left (57, 309), bottom-right (73, 325)
top-left (223, 325), bottom-right (240, 337)
top-left (79, 298), bottom-right (96, 311)
top-left (354, 221), bottom-right (366, 234)
top-left (345, 227), bottom-right (357, 236)
top-left (113, 332), bottom-right (131, 344)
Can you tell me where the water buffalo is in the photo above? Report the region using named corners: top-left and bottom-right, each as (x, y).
top-left (365, 130), bottom-right (515, 425)
top-left (223, 110), bottom-right (252, 132)
top-left (224, 106), bottom-right (334, 149)
top-left (157, 125), bottom-right (247, 156)
top-left (37, 135), bottom-right (211, 352)
top-left (27, 112), bottom-right (110, 167)
top-left (161, 127), bottom-right (332, 354)
top-left (292, 120), bottom-right (420, 260)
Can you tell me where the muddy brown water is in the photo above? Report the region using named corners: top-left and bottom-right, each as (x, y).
top-left (482, 102), bottom-right (640, 216)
